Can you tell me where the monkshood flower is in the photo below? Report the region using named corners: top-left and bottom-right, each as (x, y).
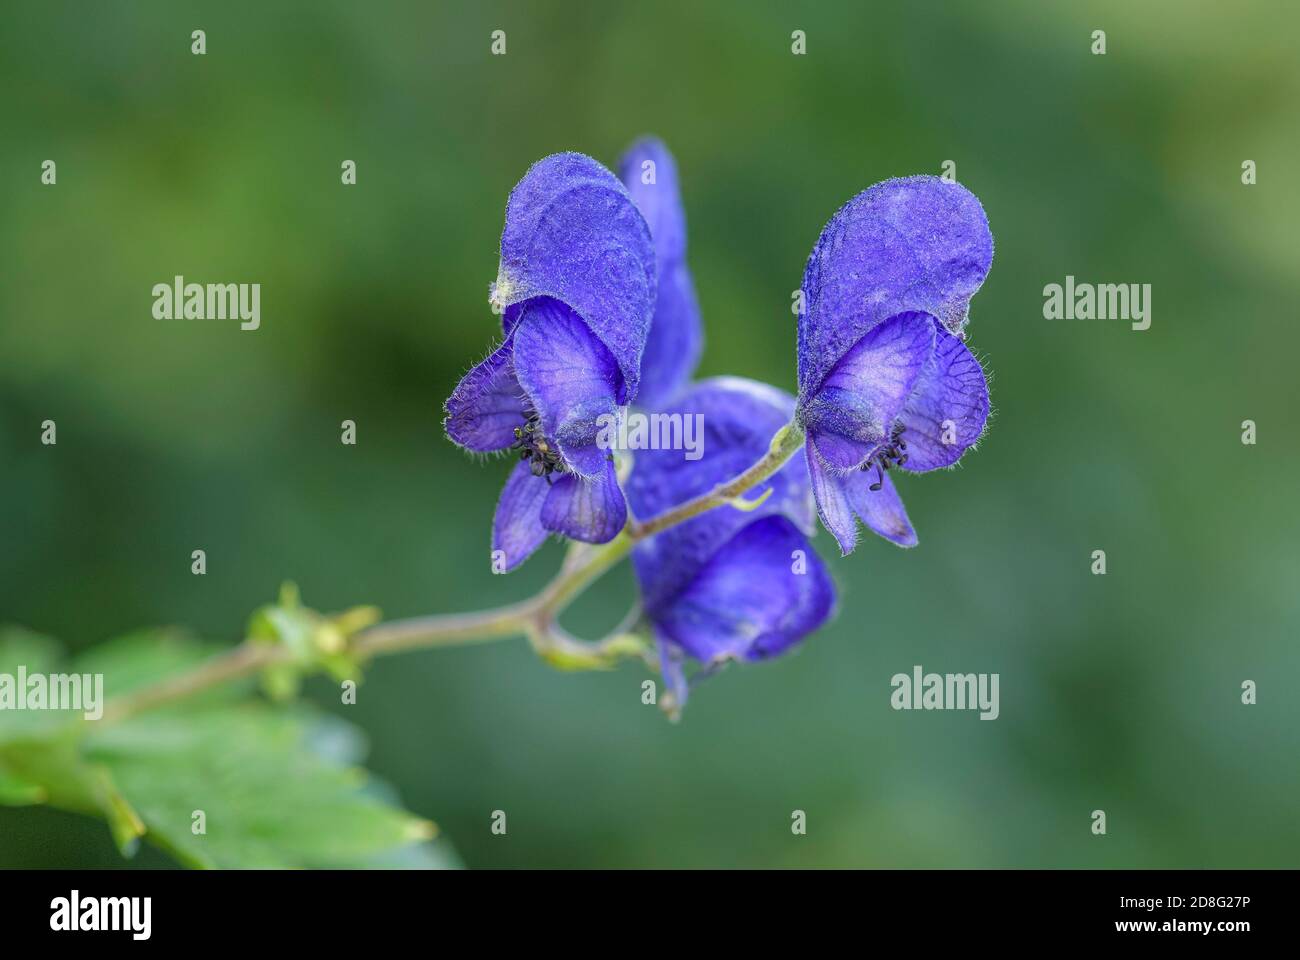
top-left (795, 176), bottom-right (994, 554)
top-left (625, 377), bottom-right (835, 709)
top-left (444, 153), bottom-right (656, 571)
top-left (618, 138), bottom-right (703, 409)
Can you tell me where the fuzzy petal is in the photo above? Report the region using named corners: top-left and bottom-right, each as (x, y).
top-left (627, 377), bottom-right (815, 609)
top-left (652, 517), bottom-right (835, 663)
top-left (843, 466), bottom-right (917, 547)
top-left (620, 139), bottom-right (702, 410)
top-left (619, 137), bottom-right (687, 263)
top-left (494, 153), bottom-right (656, 405)
top-left (512, 297), bottom-right (621, 478)
top-left (798, 176), bottom-right (993, 400)
top-left (492, 460), bottom-right (551, 571)
top-left (444, 339), bottom-right (525, 452)
top-left (898, 321), bottom-right (990, 472)
top-left (807, 440), bottom-right (917, 552)
top-left (637, 258), bottom-right (703, 410)
top-left (806, 441), bottom-right (860, 555)
top-left (540, 460), bottom-right (627, 544)
top-left (801, 311), bottom-right (935, 469)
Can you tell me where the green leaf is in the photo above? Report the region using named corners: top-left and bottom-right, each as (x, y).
top-left (369, 838), bottom-right (464, 869)
top-left (84, 705), bottom-right (434, 868)
top-left (0, 627), bottom-right (72, 743)
top-left (0, 726), bottom-right (145, 857)
top-left (0, 768), bottom-right (46, 805)
top-left (0, 627), bottom-right (444, 869)
top-left (0, 626), bottom-right (61, 674)
top-left (92, 766), bottom-right (147, 857)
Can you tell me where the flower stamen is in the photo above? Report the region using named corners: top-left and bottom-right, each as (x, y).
top-left (512, 412), bottom-right (568, 484)
top-left (861, 422), bottom-right (908, 491)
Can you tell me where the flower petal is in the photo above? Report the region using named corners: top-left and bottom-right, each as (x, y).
top-left (806, 441), bottom-right (859, 555)
top-left (798, 176), bottom-right (992, 400)
top-left (494, 152), bottom-right (656, 405)
top-left (619, 139), bottom-right (702, 408)
top-left (443, 339), bottom-right (525, 452)
top-left (492, 460), bottom-right (551, 571)
top-left (618, 137), bottom-right (687, 264)
top-left (801, 311), bottom-right (935, 470)
top-left (637, 258), bottom-right (703, 410)
top-left (843, 465), bottom-right (917, 547)
top-left (807, 440), bottom-right (917, 552)
top-left (627, 377), bottom-right (815, 609)
top-left (651, 517), bottom-right (835, 663)
top-left (898, 321), bottom-right (990, 472)
top-left (511, 297), bottom-right (620, 478)
top-left (540, 460), bottom-right (627, 544)
top-left (656, 638), bottom-right (689, 714)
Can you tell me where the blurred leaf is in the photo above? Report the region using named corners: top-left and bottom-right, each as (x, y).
top-left (0, 769), bottom-right (45, 805)
top-left (0, 726), bottom-right (144, 858)
top-left (0, 626), bottom-right (61, 674)
top-left (93, 766), bottom-right (147, 858)
top-left (74, 627), bottom-right (245, 702)
top-left (0, 627), bottom-right (69, 743)
top-left (0, 628), bottom-right (440, 869)
top-left (84, 706), bottom-right (435, 868)
top-left (369, 838), bottom-right (464, 870)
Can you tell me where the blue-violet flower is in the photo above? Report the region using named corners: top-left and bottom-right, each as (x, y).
top-left (618, 137), bottom-right (703, 409)
top-left (795, 176), bottom-right (994, 553)
top-left (625, 377), bottom-right (835, 707)
top-left (444, 153), bottom-right (656, 570)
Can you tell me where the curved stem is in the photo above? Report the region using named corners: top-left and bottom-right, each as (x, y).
top-left (100, 418), bottom-right (805, 722)
top-left (102, 604), bottom-right (537, 724)
top-left (537, 530), bottom-right (634, 611)
top-left (627, 421), bottom-right (805, 539)
top-left (100, 642), bottom-right (290, 723)
top-left (351, 601), bottom-right (538, 660)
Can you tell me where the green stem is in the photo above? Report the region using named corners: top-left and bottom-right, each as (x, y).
top-left (627, 420), bottom-right (805, 539)
top-left (537, 530), bottom-right (634, 612)
top-left (351, 601), bottom-right (537, 660)
top-left (100, 642), bottom-right (292, 723)
top-left (100, 418), bottom-right (805, 722)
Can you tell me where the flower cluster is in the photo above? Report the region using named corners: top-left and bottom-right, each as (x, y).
top-left (445, 142), bottom-right (993, 703)
top-left (625, 376), bottom-right (833, 709)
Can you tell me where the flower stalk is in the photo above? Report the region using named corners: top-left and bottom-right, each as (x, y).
top-left (100, 419), bottom-right (806, 724)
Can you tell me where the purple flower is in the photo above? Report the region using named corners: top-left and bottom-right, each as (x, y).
top-left (625, 378), bottom-right (836, 706)
top-left (795, 176), bottom-right (994, 554)
top-left (444, 153), bottom-right (656, 570)
top-left (618, 138), bottom-right (703, 409)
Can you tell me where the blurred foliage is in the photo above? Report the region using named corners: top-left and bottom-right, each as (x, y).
top-left (1, 0), bottom-right (1298, 867)
top-left (0, 627), bottom-right (449, 868)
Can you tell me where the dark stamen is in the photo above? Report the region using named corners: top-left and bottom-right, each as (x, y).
top-left (861, 422), bottom-right (908, 491)
top-left (513, 411), bottom-right (568, 481)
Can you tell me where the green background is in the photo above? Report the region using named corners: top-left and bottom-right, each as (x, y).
top-left (2, 0), bottom-right (1297, 868)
